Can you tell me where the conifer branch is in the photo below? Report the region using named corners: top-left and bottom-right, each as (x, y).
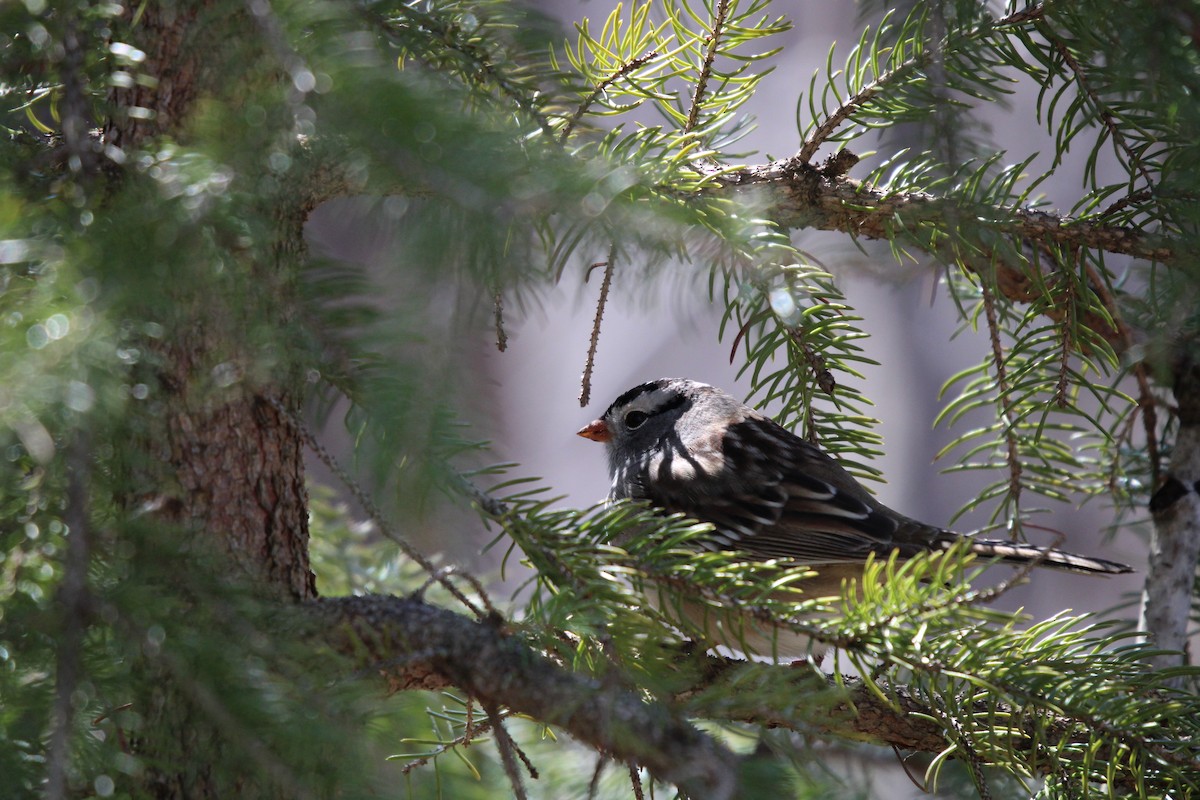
top-left (1038, 20), bottom-right (1157, 190)
top-left (697, 160), bottom-right (1170, 357)
top-left (981, 282), bottom-right (1023, 510)
top-left (308, 594), bottom-right (1200, 795)
top-left (704, 159), bottom-right (1173, 266)
top-left (580, 251), bottom-right (615, 408)
top-left (487, 703), bottom-right (528, 800)
top-left (308, 595), bottom-right (741, 799)
top-left (560, 49), bottom-right (661, 143)
top-left (683, 0), bottom-right (732, 135)
top-left (375, 5), bottom-right (558, 141)
top-left (265, 395), bottom-right (498, 618)
top-left (797, 3), bottom-right (1046, 164)
top-left (797, 50), bottom-right (923, 164)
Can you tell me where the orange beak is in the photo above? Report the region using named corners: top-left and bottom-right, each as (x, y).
top-left (577, 419), bottom-right (611, 443)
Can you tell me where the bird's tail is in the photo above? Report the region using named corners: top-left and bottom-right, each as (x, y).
top-left (963, 538), bottom-right (1131, 575)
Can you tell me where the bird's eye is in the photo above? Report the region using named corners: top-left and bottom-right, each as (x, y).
top-left (624, 410), bottom-right (648, 429)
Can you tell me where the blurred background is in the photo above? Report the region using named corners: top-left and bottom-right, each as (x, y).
top-left (307, 0), bottom-right (1144, 608)
top-left (305, 3), bottom-right (1148, 793)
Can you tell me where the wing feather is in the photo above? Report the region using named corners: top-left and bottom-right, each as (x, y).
top-left (637, 415), bottom-right (919, 566)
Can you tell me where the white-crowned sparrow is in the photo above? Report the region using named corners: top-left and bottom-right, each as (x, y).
top-left (578, 378), bottom-right (1131, 658)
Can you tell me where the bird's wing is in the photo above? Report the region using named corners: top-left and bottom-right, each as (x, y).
top-left (647, 416), bottom-right (917, 565)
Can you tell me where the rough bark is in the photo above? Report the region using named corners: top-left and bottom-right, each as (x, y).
top-left (103, 1), bottom-right (230, 153)
top-left (309, 595), bottom-right (743, 798)
top-left (101, 3), bottom-right (316, 794)
top-left (104, 3), bottom-right (315, 601)
top-left (156, 388), bottom-right (315, 600)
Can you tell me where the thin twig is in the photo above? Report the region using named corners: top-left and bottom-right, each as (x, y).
top-left (579, 248), bottom-right (615, 407)
top-left (398, 712), bottom-right (502, 775)
top-left (683, 0), bottom-right (732, 134)
top-left (798, 4), bottom-right (1047, 164)
top-left (560, 50), bottom-right (660, 143)
top-left (945, 708), bottom-right (993, 800)
top-left (786, 327), bottom-right (836, 395)
top-left (798, 54), bottom-right (924, 164)
top-left (628, 762), bottom-right (646, 800)
top-left (441, 568), bottom-right (500, 615)
top-left (451, 471), bottom-right (510, 519)
top-left (410, 566), bottom-right (501, 620)
top-left (511, 732), bottom-right (539, 780)
top-left (1055, 250), bottom-right (1077, 408)
top-left (379, 5), bottom-right (557, 142)
top-left (892, 745), bottom-right (930, 793)
top-left (1056, 324), bottom-right (1072, 408)
top-left (1098, 189), bottom-right (1154, 220)
top-left (264, 395), bottom-right (497, 618)
top-left (710, 158), bottom-right (1172, 267)
top-left (1039, 22), bottom-right (1157, 190)
top-left (980, 282), bottom-right (1022, 515)
top-left (728, 313), bottom-right (760, 365)
top-left (487, 704), bottom-right (528, 800)
top-left (1078, 259), bottom-right (1162, 485)
top-left (587, 756), bottom-right (608, 799)
top-left (493, 290), bottom-right (507, 352)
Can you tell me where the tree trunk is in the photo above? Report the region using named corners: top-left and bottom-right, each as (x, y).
top-left (103, 3), bottom-right (317, 794)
